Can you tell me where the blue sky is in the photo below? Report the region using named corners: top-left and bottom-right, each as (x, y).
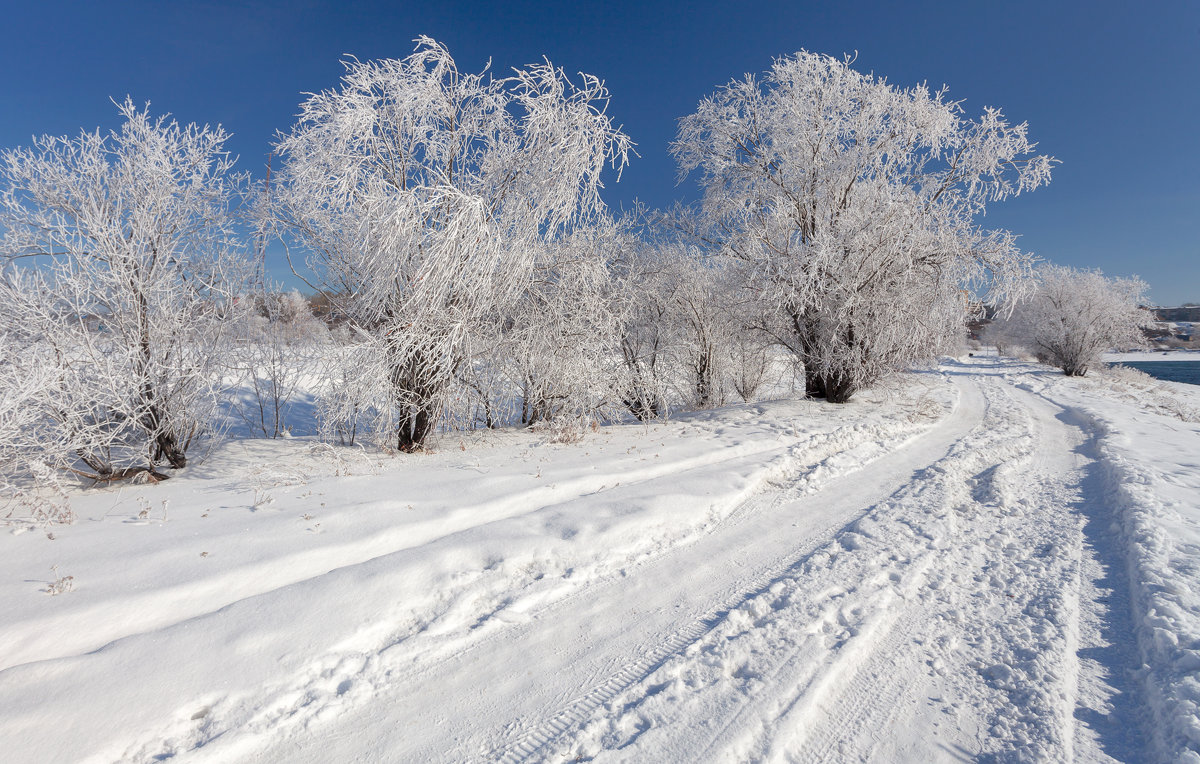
top-left (2, 0), bottom-right (1197, 304)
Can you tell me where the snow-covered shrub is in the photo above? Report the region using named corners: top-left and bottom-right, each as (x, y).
top-left (498, 226), bottom-right (626, 427)
top-left (607, 231), bottom-right (771, 414)
top-left (666, 245), bottom-right (734, 409)
top-left (0, 99), bottom-right (251, 481)
top-left (231, 290), bottom-right (328, 438)
top-left (270, 37), bottom-right (631, 450)
top-left (994, 265), bottom-right (1150, 376)
top-left (610, 239), bottom-right (683, 420)
top-left (727, 325), bottom-right (773, 402)
top-left (673, 51), bottom-right (1054, 401)
top-left (315, 337), bottom-right (391, 447)
top-left (0, 342), bottom-right (74, 523)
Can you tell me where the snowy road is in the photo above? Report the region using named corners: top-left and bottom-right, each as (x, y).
top-left (3, 359), bottom-right (1197, 763)
top-left (262, 377), bottom-right (985, 762)
top-left (253, 369), bottom-right (1155, 762)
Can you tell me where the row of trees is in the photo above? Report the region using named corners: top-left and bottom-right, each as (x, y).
top-left (988, 265), bottom-right (1150, 376)
top-left (2, 39), bottom-right (1073, 487)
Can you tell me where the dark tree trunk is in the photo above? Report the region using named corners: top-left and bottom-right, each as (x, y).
top-left (803, 367), bottom-right (856, 403)
top-left (823, 376), bottom-right (856, 403)
top-left (804, 367), bottom-right (826, 399)
top-left (695, 350), bottom-right (712, 408)
top-left (153, 430), bottom-right (188, 468)
top-left (397, 404), bottom-right (434, 452)
top-left (624, 390), bottom-right (660, 421)
top-left (388, 345), bottom-right (439, 452)
top-left (791, 306), bottom-right (858, 404)
top-left (133, 279), bottom-right (187, 469)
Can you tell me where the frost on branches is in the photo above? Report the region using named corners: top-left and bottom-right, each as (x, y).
top-left (270, 37), bottom-right (632, 451)
top-left (490, 223), bottom-right (626, 430)
top-left (230, 290), bottom-right (329, 438)
top-left (0, 99), bottom-right (251, 484)
top-left (673, 51), bottom-right (1055, 402)
top-left (993, 265), bottom-right (1150, 376)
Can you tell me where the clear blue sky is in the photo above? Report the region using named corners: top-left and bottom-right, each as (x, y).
top-left (2, 0), bottom-right (1197, 305)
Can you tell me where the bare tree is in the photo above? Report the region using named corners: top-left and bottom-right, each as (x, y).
top-left (270, 37), bottom-right (631, 450)
top-left (993, 265), bottom-right (1150, 376)
top-left (610, 236), bottom-right (682, 420)
top-left (0, 99), bottom-right (250, 481)
top-left (495, 224), bottom-right (625, 428)
top-left (656, 242), bottom-right (735, 409)
top-left (231, 290), bottom-right (328, 438)
top-left (673, 51), bottom-right (1054, 402)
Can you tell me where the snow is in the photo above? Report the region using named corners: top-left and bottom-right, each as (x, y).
top-left (2, 358), bottom-right (1198, 763)
top-left (1105, 350), bottom-right (1200, 363)
top-left (1019, 361), bottom-right (1200, 762)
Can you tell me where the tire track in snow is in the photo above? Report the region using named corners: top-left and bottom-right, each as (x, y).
top-left (470, 379), bottom-right (996, 763)
top-left (1008, 382), bottom-right (1153, 762)
top-left (517, 375), bottom-right (1113, 764)
top-left (781, 375), bottom-right (1131, 764)
top-left (419, 394), bottom-right (967, 762)
top-left (100, 381), bottom-right (959, 764)
top-left (230, 378), bottom-right (979, 764)
top-left (698, 378), bottom-right (1037, 763)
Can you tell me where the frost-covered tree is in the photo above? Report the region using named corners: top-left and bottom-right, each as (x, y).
top-left (674, 51), bottom-right (1055, 402)
top-left (231, 290), bottom-right (328, 438)
top-left (0, 99), bottom-right (250, 480)
top-left (493, 223), bottom-right (625, 428)
top-left (658, 243), bottom-right (738, 409)
top-left (271, 37), bottom-right (631, 450)
top-left (610, 237), bottom-right (682, 420)
top-left (993, 264), bottom-right (1149, 376)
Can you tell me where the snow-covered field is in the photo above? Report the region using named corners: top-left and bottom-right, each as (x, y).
top-left (1105, 350), bottom-right (1200, 363)
top-left (2, 357), bottom-right (1198, 763)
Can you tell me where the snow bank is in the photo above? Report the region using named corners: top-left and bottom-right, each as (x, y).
top-left (0, 375), bottom-right (953, 762)
top-left (1104, 350), bottom-right (1200, 363)
top-left (1031, 366), bottom-right (1200, 762)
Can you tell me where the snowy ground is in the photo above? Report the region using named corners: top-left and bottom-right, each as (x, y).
top-left (1104, 350), bottom-right (1200, 363)
top-left (2, 357), bottom-right (1198, 763)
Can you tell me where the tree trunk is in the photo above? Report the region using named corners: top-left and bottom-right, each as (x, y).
top-left (791, 307), bottom-right (857, 403)
top-left (397, 404), bottom-right (434, 452)
top-left (823, 376), bottom-right (856, 403)
top-left (389, 345), bottom-right (438, 452)
top-left (153, 431), bottom-right (188, 468)
top-left (695, 350), bottom-right (712, 408)
top-left (133, 281), bottom-right (187, 468)
top-left (804, 367), bottom-right (856, 403)
top-left (804, 366), bottom-right (826, 399)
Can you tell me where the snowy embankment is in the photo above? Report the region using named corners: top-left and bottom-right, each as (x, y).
top-left (0, 377), bottom-right (951, 763)
top-left (2, 359), bottom-right (1198, 763)
top-left (1021, 364), bottom-right (1200, 762)
top-left (1104, 350), bottom-right (1200, 363)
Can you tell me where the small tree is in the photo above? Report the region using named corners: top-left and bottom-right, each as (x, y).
top-left (495, 224), bottom-right (624, 428)
top-left (994, 264), bottom-right (1149, 376)
top-left (0, 99), bottom-right (249, 480)
top-left (271, 38), bottom-right (631, 450)
top-left (610, 237), bottom-right (681, 420)
top-left (231, 290), bottom-right (328, 438)
top-left (674, 51), bottom-right (1054, 402)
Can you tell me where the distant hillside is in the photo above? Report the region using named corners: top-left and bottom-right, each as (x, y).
top-left (1153, 306), bottom-right (1200, 322)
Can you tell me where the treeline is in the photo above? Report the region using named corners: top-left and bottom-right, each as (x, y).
top-left (1, 38), bottom-right (1060, 492)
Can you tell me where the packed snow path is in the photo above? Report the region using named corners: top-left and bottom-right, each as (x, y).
top-left (3, 358), bottom-right (1197, 763)
top-left (257, 370), bottom-right (1147, 763)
